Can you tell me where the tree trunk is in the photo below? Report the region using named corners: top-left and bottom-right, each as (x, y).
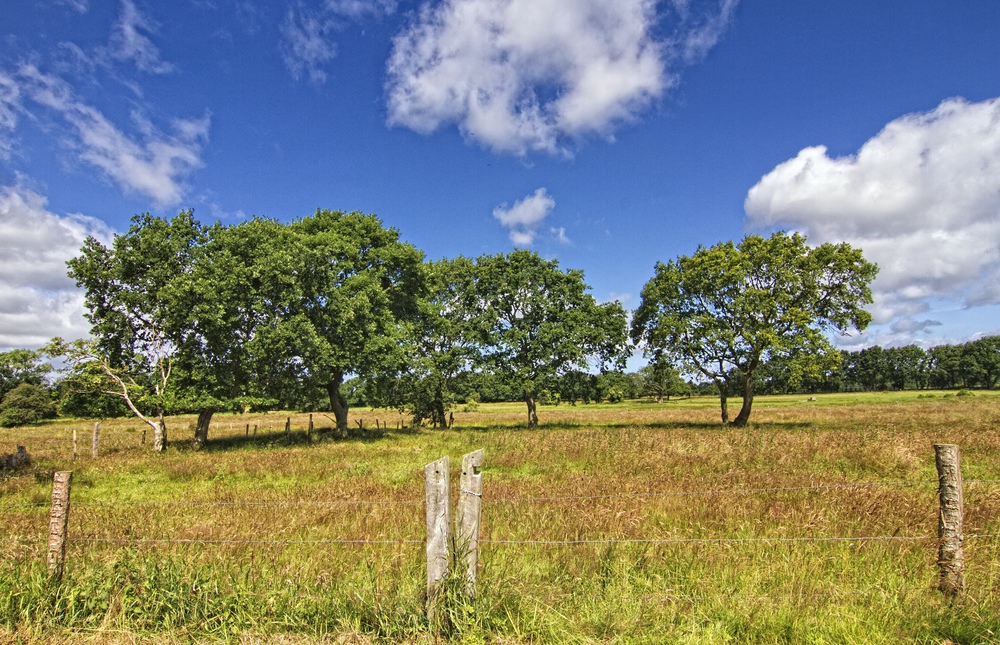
top-left (525, 392), bottom-right (538, 428)
top-left (732, 374), bottom-right (755, 427)
top-left (717, 381), bottom-right (729, 425)
top-left (194, 409), bottom-right (214, 447)
top-left (325, 373), bottom-right (349, 432)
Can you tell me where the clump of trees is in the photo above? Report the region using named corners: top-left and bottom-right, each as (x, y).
top-left (5, 213), bottom-right (997, 435)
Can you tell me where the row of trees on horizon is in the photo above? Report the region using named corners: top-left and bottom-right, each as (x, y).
top-left (0, 209), bottom-right (993, 438)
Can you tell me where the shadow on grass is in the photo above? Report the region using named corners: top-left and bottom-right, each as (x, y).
top-left (186, 425), bottom-right (409, 453)
top-left (418, 419), bottom-right (816, 432)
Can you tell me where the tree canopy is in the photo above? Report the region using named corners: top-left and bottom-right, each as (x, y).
top-left (631, 232), bottom-right (878, 426)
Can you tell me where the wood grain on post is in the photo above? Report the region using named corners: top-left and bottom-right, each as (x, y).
top-left (91, 422), bottom-right (100, 458)
top-left (47, 471), bottom-right (72, 580)
top-left (153, 421), bottom-right (166, 452)
top-left (934, 443), bottom-right (965, 596)
top-left (425, 456), bottom-right (451, 622)
top-left (457, 449), bottom-right (484, 596)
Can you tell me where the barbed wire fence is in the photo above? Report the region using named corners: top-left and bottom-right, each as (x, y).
top-left (3, 444), bottom-right (996, 619)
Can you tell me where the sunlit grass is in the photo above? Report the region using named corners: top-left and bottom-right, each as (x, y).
top-left (1, 392), bottom-right (999, 642)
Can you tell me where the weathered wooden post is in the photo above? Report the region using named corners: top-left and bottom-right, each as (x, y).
top-left (934, 443), bottom-right (965, 596)
top-left (153, 420), bottom-right (167, 452)
top-left (457, 449), bottom-right (484, 596)
top-left (308, 414), bottom-right (314, 438)
top-left (47, 471), bottom-right (72, 581)
top-left (91, 422), bottom-right (100, 458)
top-left (425, 456), bottom-right (451, 622)
top-left (72, 429), bottom-right (78, 461)
top-left (285, 416), bottom-right (291, 437)
top-left (141, 427), bottom-right (146, 446)
top-left (245, 423), bottom-right (249, 436)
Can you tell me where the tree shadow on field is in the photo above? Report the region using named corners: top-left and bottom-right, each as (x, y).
top-left (176, 424), bottom-right (401, 453)
top-left (424, 419), bottom-right (815, 433)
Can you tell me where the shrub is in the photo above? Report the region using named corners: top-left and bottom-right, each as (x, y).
top-left (0, 383), bottom-right (57, 427)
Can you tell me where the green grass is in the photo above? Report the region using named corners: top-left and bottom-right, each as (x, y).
top-left (1, 392), bottom-right (999, 643)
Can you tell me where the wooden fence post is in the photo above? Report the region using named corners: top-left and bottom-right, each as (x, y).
top-left (285, 417), bottom-right (291, 437)
top-left (153, 421), bottom-right (167, 453)
top-left (425, 456), bottom-right (451, 622)
top-left (47, 471), bottom-right (72, 581)
top-left (308, 414), bottom-right (313, 438)
top-left (91, 422), bottom-right (100, 458)
top-left (72, 429), bottom-right (78, 461)
top-left (934, 443), bottom-right (965, 596)
top-left (457, 449), bottom-right (484, 596)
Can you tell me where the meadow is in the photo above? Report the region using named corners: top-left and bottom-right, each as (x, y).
top-left (1, 391), bottom-right (999, 644)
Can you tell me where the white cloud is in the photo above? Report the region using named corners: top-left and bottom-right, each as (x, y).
top-left (551, 226), bottom-right (571, 245)
top-left (281, 5), bottom-right (338, 84)
top-left (674, 0), bottom-right (738, 63)
top-left (57, 0), bottom-right (89, 13)
top-left (0, 185), bottom-right (114, 351)
top-left (16, 64), bottom-right (210, 206)
top-left (325, 0), bottom-right (397, 19)
top-left (386, 0), bottom-right (671, 155)
top-left (745, 96), bottom-right (1000, 339)
top-left (108, 0), bottom-right (175, 74)
top-left (493, 187), bottom-right (555, 245)
top-left (282, 0), bottom-right (397, 83)
top-left (0, 70), bottom-right (20, 160)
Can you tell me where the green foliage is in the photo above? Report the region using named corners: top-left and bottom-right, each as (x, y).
top-left (0, 383), bottom-right (56, 427)
top-left (632, 231), bottom-right (877, 426)
top-left (0, 349), bottom-right (50, 401)
top-left (468, 250), bottom-right (629, 425)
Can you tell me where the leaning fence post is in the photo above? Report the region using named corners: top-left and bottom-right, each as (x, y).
top-left (90, 422), bottom-right (100, 458)
top-left (934, 443), bottom-right (965, 596)
top-left (47, 471), bottom-right (72, 581)
top-left (457, 449), bottom-right (484, 596)
top-left (425, 456), bottom-right (451, 622)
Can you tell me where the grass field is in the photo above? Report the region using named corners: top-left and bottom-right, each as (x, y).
top-left (1, 391), bottom-right (999, 644)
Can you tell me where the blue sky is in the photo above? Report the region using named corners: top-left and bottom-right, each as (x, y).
top-left (1, 0), bottom-right (998, 358)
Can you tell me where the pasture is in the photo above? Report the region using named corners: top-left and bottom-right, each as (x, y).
top-left (1, 391), bottom-right (999, 644)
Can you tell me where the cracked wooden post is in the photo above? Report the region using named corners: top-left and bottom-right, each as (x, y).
top-left (91, 422), bottom-right (100, 458)
top-left (425, 456), bottom-right (450, 623)
top-left (47, 471), bottom-right (72, 581)
top-left (153, 420), bottom-right (167, 453)
top-left (935, 443), bottom-right (965, 596)
top-left (457, 449), bottom-right (484, 597)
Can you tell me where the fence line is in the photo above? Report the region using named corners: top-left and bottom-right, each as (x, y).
top-left (481, 535), bottom-right (939, 546)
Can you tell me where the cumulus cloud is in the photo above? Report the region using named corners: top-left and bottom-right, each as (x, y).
top-left (386, 0), bottom-right (737, 155)
top-left (282, 0), bottom-right (397, 83)
top-left (108, 0), bottom-right (175, 74)
top-left (493, 187), bottom-right (555, 245)
top-left (0, 185), bottom-right (114, 350)
top-left (387, 0), bottom-right (666, 155)
top-left (745, 96), bottom-right (1000, 337)
top-left (14, 64), bottom-right (209, 206)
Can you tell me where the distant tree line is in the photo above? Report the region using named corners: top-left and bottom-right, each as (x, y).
top-left (1, 211), bottom-right (989, 437)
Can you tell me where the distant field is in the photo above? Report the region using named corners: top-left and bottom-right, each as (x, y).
top-left (1, 392), bottom-right (999, 644)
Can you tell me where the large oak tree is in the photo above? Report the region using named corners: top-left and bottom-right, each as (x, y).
top-left (631, 232), bottom-right (877, 426)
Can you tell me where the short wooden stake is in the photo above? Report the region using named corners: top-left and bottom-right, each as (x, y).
top-left (253, 424), bottom-right (257, 437)
top-left (457, 449), bottom-right (484, 596)
top-left (245, 423), bottom-right (249, 436)
top-left (935, 443), bottom-right (965, 596)
top-left (425, 456), bottom-right (451, 622)
top-left (141, 428), bottom-right (146, 446)
top-left (47, 471), bottom-right (72, 581)
top-left (91, 422), bottom-right (100, 458)
top-left (308, 414), bottom-right (313, 438)
top-left (72, 429), bottom-right (78, 461)
top-left (285, 417), bottom-right (291, 437)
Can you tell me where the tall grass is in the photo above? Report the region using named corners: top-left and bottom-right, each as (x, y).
top-left (1, 392), bottom-right (999, 643)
